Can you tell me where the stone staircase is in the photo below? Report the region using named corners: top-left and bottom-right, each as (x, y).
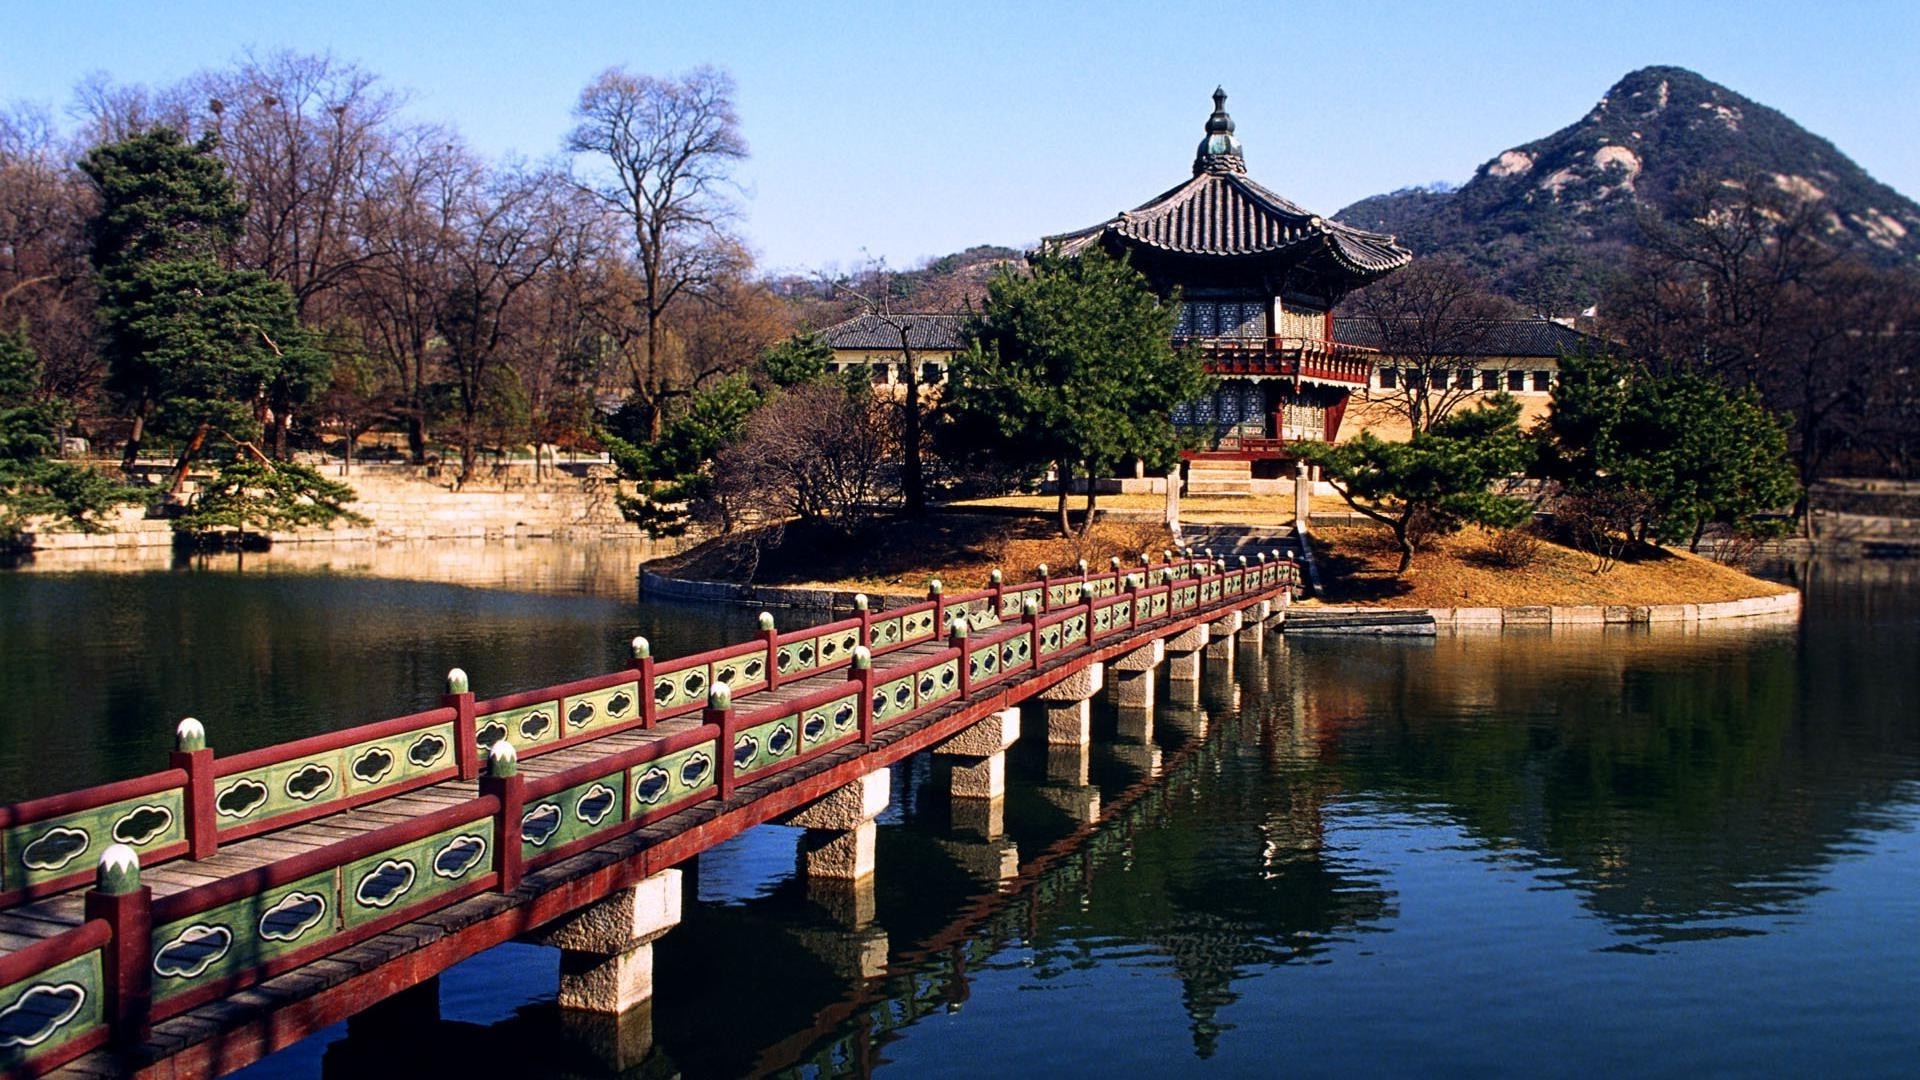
top-left (1184, 458), bottom-right (1254, 497)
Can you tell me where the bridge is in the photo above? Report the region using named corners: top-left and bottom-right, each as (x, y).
top-left (0, 550), bottom-right (1298, 1078)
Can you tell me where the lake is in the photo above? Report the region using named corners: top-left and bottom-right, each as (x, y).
top-left (1, 546), bottom-right (1914, 1077)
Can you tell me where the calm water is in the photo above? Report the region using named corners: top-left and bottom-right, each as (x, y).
top-left (1, 548), bottom-right (1916, 1077)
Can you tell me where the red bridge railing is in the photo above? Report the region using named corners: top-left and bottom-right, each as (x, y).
top-left (0, 550), bottom-right (1299, 1076)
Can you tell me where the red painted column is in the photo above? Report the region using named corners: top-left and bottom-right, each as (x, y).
top-left (760, 613), bottom-right (780, 692)
top-left (990, 568), bottom-right (1005, 619)
top-left (950, 622), bottom-right (972, 699)
top-left (929, 579), bottom-right (946, 637)
top-left (1037, 564), bottom-right (1052, 612)
top-left (856, 593), bottom-right (873, 650)
top-left (853, 647), bottom-right (875, 745)
top-left (705, 686), bottom-right (736, 802)
top-left (478, 744), bottom-right (523, 893)
top-left (168, 718), bottom-right (216, 859)
top-left (85, 847), bottom-right (152, 1045)
top-left (631, 636), bottom-right (657, 730)
top-left (446, 668), bottom-right (478, 780)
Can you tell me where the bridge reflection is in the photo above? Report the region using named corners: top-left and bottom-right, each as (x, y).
top-left (305, 594), bottom-right (1920, 1079)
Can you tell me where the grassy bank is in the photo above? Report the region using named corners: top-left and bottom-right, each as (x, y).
top-left (1309, 523), bottom-right (1795, 608)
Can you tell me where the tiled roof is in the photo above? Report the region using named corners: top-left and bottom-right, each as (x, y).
top-left (1050, 171), bottom-right (1411, 276)
top-left (1336, 317), bottom-right (1607, 358)
top-left (820, 313), bottom-right (965, 351)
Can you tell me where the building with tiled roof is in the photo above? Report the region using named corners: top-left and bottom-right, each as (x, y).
top-left (1338, 317), bottom-right (1614, 443)
top-left (820, 313), bottom-right (965, 387)
top-left (1046, 88), bottom-right (1413, 457)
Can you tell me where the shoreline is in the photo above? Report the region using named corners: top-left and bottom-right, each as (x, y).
top-left (640, 563), bottom-right (1803, 629)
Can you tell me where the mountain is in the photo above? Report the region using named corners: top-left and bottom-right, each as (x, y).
top-left (1335, 66), bottom-right (1920, 305)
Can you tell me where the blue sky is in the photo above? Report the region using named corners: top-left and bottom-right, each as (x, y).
top-left (5, 0), bottom-right (1917, 272)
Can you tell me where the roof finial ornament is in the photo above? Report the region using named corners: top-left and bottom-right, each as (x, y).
top-left (1194, 86), bottom-right (1246, 176)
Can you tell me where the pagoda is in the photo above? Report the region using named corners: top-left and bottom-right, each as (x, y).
top-left (1045, 88), bottom-right (1411, 457)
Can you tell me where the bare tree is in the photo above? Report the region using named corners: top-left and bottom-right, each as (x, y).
top-left (193, 51), bottom-right (398, 315)
top-left (566, 66), bottom-right (748, 439)
top-left (710, 382), bottom-right (902, 536)
top-left (0, 104), bottom-right (98, 409)
top-left (439, 166), bottom-right (576, 485)
top-left (1609, 174), bottom-right (1920, 491)
top-left (833, 261), bottom-right (934, 515)
top-left (346, 126), bottom-right (477, 462)
top-left (1346, 257), bottom-right (1520, 434)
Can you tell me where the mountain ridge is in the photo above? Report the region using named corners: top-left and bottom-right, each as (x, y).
top-left (1333, 66), bottom-right (1920, 305)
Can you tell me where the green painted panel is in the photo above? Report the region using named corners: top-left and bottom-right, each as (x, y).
top-left (777, 637), bottom-right (819, 676)
top-left (899, 610), bottom-right (938, 643)
top-left (0, 948), bottom-right (105, 1071)
top-left (1062, 614), bottom-right (1087, 645)
top-left (793, 692), bottom-right (860, 752)
top-left (5, 788), bottom-right (186, 892)
top-left (966, 642), bottom-right (998, 684)
top-left (873, 675), bottom-right (914, 723)
top-left (343, 723), bottom-right (458, 796)
top-left (817, 629), bottom-right (859, 669)
top-left (473, 700), bottom-right (562, 754)
top-left (915, 659), bottom-right (961, 708)
top-left (868, 616), bottom-right (903, 646)
top-left (999, 634), bottom-right (1032, 672)
top-left (343, 818), bottom-right (493, 929)
top-left (560, 681), bottom-right (641, 737)
top-left (1038, 623), bottom-right (1065, 657)
top-left (735, 712), bottom-right (800, 778)
top-left (149, 867), bottom-right (338, 1002)
top-left (713, 651), bottom-right (770, 694)
top-left (652, 664), bottom-right (711, 714)
top-left (519, 773), bottom-right (624, 862)
top-left (630, 741), bottom-right (717, 815)
top-left (1047, 584), bottom-right (1074, 608)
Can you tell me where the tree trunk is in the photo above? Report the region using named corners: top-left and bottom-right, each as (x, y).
top-left (1056, 462), bottom-right (1072, 538)
top-left (167, 423), bottom-right (212, 496)
top-left (1393, 518), bottom-right (1415, 574)
top-left (270, 412), bottom-right (290, 461)
top-left (1689, 520), bottom-right (1706, 554)
top-left (120, 396), bottom-right (149, 473)
top-left (406, 407), bottom-right (427, 466)
top-left (901, 365), bottom-right (925, 516)
top-left (1078, 462), bottom-right (1099, 538)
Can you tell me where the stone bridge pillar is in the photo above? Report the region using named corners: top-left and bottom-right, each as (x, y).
top-left (1206, 609), bottom-right (1244, 661)
top-left (1039, 744), bottom-right (1101, 824)
top-left (934, 707), bottom-right (1019, 807)
top-left (531, 868), bottom-right (683, 1018)
top-left (1237, 602), bottom-right (1269, 660)
top-left (1109, 639), bottom-right (1163, 710)
top-left (1038, 662), bottom-right (1104, 746)
top-left (1164, 623), bottom-right (1210, 684)
top-left (783, 768), bottom-right (891, 883)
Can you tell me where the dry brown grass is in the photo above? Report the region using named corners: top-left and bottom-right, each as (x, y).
top-left (657, 514), bottom-right (1175, 596)
top-left (1311, 522), bottom-right (1794, 608)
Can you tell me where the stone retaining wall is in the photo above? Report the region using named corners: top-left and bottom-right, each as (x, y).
top-left (1301, 589), bottom-right (1800, 630)
top-left (638, 571), bottom-right (916, 612)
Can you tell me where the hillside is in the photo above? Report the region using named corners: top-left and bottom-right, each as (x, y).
top-left (1336, 66), bottom-right (1920, 304)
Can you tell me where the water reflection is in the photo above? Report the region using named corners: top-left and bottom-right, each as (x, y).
top-left (7, 555), bottom-right (1913, 1077)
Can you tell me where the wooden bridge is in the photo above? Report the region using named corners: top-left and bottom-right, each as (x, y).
top-left (0, 551), bottom-right (1298, 1078)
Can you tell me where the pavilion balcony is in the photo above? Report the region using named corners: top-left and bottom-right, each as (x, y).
top-left (1175, 335), bottom-right (1378, 386)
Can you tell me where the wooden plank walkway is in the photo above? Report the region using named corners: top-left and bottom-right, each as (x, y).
top-left (0, 558), bottom-right (1298, 1079)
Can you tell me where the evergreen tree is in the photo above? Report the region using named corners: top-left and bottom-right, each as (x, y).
top-left (1538, 351), bottom-right (1799, 549)
top-left (0, 329), bottom-right (144, 547)
top-left (1299, 396), bottom-right (1533, 573)
top-left (603, 374), bottom-right (761, 537)
top-left (81, 129), bottom-right (326, 486)
top-left (945, 248), bottom-right (1208, 536)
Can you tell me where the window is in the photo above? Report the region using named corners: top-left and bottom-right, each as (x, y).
top-left (1432, 369), bottom-right (1448, 390)
top-left (1379, 367), bottom-right (1398, 389)
top-left (922, 362), bottom-right (943, 384)
top-left (1507, 370), bottom-right (1526, 392)
top-left (1533, 370), bottom-right (1552, 392)
top-left (1481, 369), bottom-right (1499, 391)
top-left (1175, 304), bottom-right (1194, 337)
top-left (870, 365), bottom-right (887, 385)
